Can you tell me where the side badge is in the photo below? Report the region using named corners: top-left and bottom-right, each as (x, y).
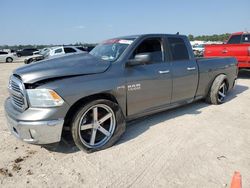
top-left (128, 83), bottom-right (141, 91)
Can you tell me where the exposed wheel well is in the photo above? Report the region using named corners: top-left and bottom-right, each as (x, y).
top-left (63, 93), bottom-right (118, 129)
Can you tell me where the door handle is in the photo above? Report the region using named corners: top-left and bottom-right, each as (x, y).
top-left (159, 70), bottom-right (170, 74)
top-left (187, 67), bottom-right (196, 71)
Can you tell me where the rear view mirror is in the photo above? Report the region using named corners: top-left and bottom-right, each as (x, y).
top-left (127, 53), bottom-right (152, 67)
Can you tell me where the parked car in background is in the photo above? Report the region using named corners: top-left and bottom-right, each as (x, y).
top-left (192, 44), bottom-right (204, 57)
top-left (24, 46), bottom-right (87, 64)
top-left (5, 34), bottom-right (238, 152)
top-left (33, 48), bottom-right (49, 55)
top-left (16, 48), bottom-right (39, 57)
top-left (85, 46), bottom-right (95, 52)
top-left (43, 46), bottom-right (86, 59)
top-left (204, 32), bottom-right (250, 69)
top-left (24, 54), bottom-right (45, 64)
top-left (24, 48), bottom-right (49, 64)
top-left (0, 51), bottom-right (16, 63)
top-left (74, 46), bottom-right (88, 52)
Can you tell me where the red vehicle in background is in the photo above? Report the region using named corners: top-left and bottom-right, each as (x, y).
top-left (204, 32), bottom-right (250, 69)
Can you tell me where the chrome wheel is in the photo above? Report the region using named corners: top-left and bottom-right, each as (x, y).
top-left (78, 104), bottom-right (116, 148)
top-left (218, 82), bottom-right (227, 103)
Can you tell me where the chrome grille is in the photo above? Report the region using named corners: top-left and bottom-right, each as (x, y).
top-left (8, 75), bottom-right (28, 111)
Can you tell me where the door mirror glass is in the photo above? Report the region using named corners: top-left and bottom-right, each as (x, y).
top-left (127, 53), bottom-right (152, 67)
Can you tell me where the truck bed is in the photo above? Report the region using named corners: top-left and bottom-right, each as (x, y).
top-left (195, 57), bottom-right (237, 99)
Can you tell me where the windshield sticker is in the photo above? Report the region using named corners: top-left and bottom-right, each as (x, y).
top-left (103, 39), bottom-right (119, 44)
top-left (103, 39), bottom-right (133, 45)
top-left (118, 40), bottom-right (133, 44)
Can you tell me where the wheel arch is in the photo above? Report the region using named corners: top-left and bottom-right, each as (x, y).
top-left (214, 73), bottom-right (229, 89)
top-left (206, 73), bottom-right (229, 97)
top-left (63, 92), bottom-right (120, 129)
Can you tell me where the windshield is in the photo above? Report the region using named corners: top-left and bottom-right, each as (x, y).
top-left (90, 38), bottom-right (135, 61)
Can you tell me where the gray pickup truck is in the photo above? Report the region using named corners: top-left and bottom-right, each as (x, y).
top-left (5, 34), bottom-right (238, 152)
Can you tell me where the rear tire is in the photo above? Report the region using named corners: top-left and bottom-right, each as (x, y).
top-left (71, 99), bottom-right (126, 153)
top-left (206, 75), bottom-right (228, 105)
top-left (6, 57), bottom-right (13, 63)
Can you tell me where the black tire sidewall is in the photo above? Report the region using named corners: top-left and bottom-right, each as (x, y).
top-left (71, 99), bottom-right (126, 153)
top-left (209, 75), bottom-right (227, 105)
top-left (6, 57), bottom-right (13, 63)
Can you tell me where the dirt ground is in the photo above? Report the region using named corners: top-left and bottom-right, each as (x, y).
top-left (0, 62), bottom-right (249, 188)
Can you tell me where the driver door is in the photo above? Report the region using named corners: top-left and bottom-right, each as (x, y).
top-left (126, 37), bottom-right (172, 116)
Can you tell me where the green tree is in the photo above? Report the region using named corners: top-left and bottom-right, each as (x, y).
top-left (188, 34), bottom-right (194, 41)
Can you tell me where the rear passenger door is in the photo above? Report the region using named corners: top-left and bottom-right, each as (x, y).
top-left (167, 37), bottom-right (198, 103)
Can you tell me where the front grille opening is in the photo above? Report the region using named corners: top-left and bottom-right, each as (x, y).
top-left (9, 75), bottom-right (28, 111)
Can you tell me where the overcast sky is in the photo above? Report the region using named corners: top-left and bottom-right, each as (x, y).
top-left (1, 0), bottom-right (249, 45)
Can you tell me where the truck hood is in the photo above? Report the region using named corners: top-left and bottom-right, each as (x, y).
top-left (14, 53), bottom-right (111, 84)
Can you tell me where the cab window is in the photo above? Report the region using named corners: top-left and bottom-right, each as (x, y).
top-left (0, 51), bottom-right (8, 55)
top-left (55, 48), bottom-right (63, 54)
top-left (64, 47), bottom-right (77, 53)
top-left (131, 38), bottom-right (164, 63)
top-left (168, 37), bottom-right (189, 61)
top-left (242, 34), bottom-right (250, 43)
top-left (227, 35), bottom-right (242, 44)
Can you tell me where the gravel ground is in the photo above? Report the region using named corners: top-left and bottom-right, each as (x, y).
top-left (0, 63), bottom-right (249, 188)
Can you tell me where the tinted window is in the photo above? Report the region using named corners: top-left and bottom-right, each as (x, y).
top-left (24, 49), bottom-right (35, 51)
top-left (168, 37), bottom-right (189, 61)
top-left (0, 51), bottom-right (8, 55)
top-left (87, 46), bottom-right (95, 52)
top-left (76, 47), bottom-right (87, 51)
top-left (227, 35), bottom-right (242, 44)
top-left (64, 47), bottom-right (77, 53)
top-left (242, 34), bottom-right (250, 43)
top-left (55, 48), bottom-right (63, 54)
top-left (131, 38), bottom-right (163, 63)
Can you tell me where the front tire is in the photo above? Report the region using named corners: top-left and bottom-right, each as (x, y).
top-left (206, 75), bottom-right (228, 104)
top-left (71, 99), bottom-right (125, 153)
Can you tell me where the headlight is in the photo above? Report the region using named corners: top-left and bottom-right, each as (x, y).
top-left (27, 89), bottom-right (64, 107)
